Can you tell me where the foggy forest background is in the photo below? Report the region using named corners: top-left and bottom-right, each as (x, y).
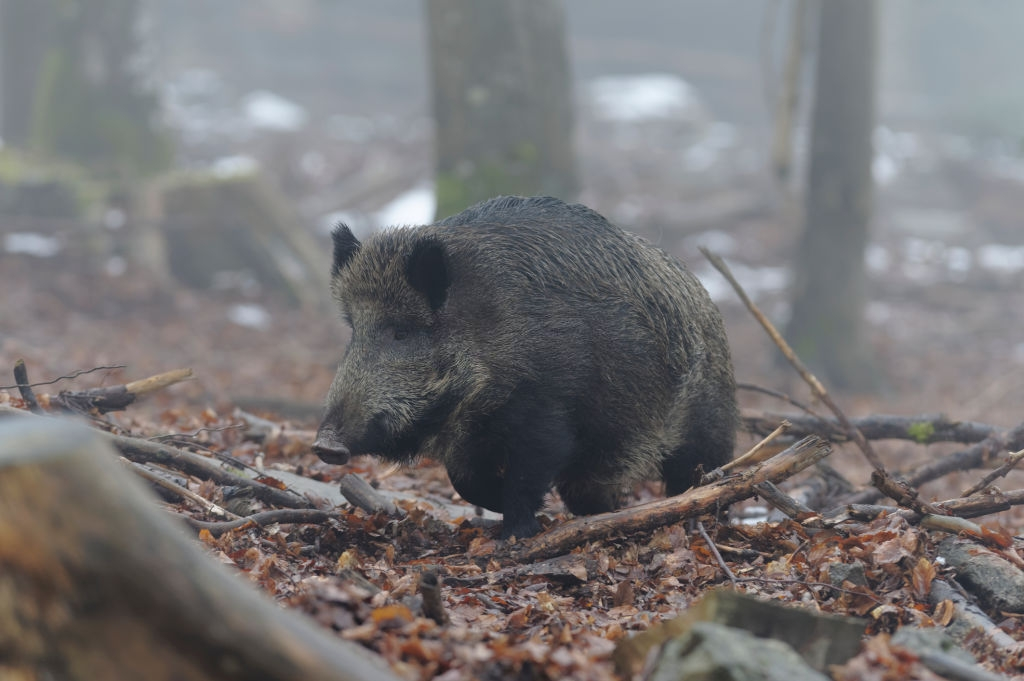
top-left (1, 0), bottom-right (1023, 407)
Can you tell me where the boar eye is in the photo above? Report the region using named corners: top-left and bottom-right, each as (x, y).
top-left (393, 327), bottom-right (410, 341)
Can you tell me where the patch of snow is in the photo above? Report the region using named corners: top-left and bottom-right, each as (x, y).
top-left (873, 154), bottom-right (899, 185)
top-left (228, 304), bottom-right (271, 330)
top-left (865, 243), bottom-right (890, 273)
top-left (210, 155), bottom-right (259, 178)
top-left (977, 244), bottom-right (1024, 274)
top-left (4, 232), bottom-right (61, 258)
top-left (695, 262), bottom-right (788, 303)
top-left (588, 73), bottom-right (705, 123)
top-left (242, 90), bottom-right (307, 132)
top-left (319, 210), bottom-right (376, 241)
top-left (945, 247), bottom-right (972, 275)
top-left (375, 185), bottom-right (436, 228)
top-left (904, 237), bottom-right (946, 266)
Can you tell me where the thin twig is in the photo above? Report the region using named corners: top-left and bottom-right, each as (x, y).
top-left (723, 420), bottom-right (790, 473)
top-left (697, 520), bottom-right (737, 586)
top-left (737, 382), bottom-right (821, 416)
top-left (961, 448), bottom-right (1024, 497)
top-left (0, 363), bottom-right (126, 390)
top-left (149, 422), bottom-right (245, 443)
top-left (735, 576), bottom-right (882, 602)
top-left (701, 248), bottom-right (943, 516)
top-left (175, 509), bottom-right (335, 536)
top-left (121, 457), bottom-right (239, 519)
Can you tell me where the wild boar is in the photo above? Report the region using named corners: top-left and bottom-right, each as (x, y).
top-left (313, 195), bottom-right (737, 538)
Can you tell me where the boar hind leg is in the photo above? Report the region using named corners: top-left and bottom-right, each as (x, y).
top-left (663, 407), bottom-right (735, 497)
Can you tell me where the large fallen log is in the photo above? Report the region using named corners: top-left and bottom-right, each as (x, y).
top-left (0, 417), bottom-right (400, 681)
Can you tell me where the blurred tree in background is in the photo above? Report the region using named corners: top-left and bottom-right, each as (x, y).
top-left (785, 0), bottom-right (879, 391)
top-left (0, 0), bottom-right (171, 178)
top-left (426, 0), bottom-right (578, 220)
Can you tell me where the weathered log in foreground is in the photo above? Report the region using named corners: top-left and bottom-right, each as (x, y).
top-left (0, 418), bottom-right (400, 681)
top-left (517, 435), bottom-right (832, 562)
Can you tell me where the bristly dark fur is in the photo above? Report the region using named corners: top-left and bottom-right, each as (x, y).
top-left (315, 196), bottom-right (738, 539)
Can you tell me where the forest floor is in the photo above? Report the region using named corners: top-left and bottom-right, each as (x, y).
top-left (3, 196), bottom-right (1024, 679)
top-left (4, 119), bottom-right (1024, 677)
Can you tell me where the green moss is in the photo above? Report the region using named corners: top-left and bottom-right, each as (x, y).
top-left (0, 148), bottom-right (107, 218)
top-left (907, 422), bottom-right (936, 444)
top-left (435, 152), bottom-right (546, 221)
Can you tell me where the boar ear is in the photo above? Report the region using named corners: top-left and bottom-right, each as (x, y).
top-left (330, 223), bottom-right (361, 277)
top-left (406, 237), bottom-right (449, 310)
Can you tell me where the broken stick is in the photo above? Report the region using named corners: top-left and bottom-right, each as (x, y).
top-left (517, 435), bottom-right (832, 562)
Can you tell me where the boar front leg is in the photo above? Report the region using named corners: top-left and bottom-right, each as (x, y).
top-left (484, 392), bottom-right (575, 540)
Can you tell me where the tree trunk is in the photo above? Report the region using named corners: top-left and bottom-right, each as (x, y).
top-left (426, 0), bottom-right (578, 219)
top-left (785, 0), bottom-right (879, 391)
top-left (0, 0), bottom-right (55, 146)
top-left (27, 0), bottom-right (171, 177)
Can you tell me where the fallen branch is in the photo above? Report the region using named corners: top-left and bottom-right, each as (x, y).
top-left (517, 435), bottom-right (832, 562)
top-left (743, 410), bottom-right (1000, 445)
top-left (111, 434), bottom-right (312, 509)
top-left (839, 420), bottom-right (1024, 506)
top-left (753, 480), bottom-right (818, 524)
top-left (702, 248), bottom-right (943, 516)
top-left (929, 579), bottom-right (1023, 658)
top-left (122, 458), bottom-right (239, 520)
top-left (177, 509), bottom-right (336, 537)
top-left (338, 473), bottom-right (405, 517)
top-left (53, 368), bottom-right (193, 415)
top-left (822, 489), bottom-right (1024, 537)
top-left (0, 405), bottom-right (312, 510)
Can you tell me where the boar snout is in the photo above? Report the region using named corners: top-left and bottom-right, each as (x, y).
top-left (312, 427), bottom-right (351, 464)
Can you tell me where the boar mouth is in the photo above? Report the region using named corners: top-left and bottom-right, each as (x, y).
top-left (367, 392), bottom-right (461, 463)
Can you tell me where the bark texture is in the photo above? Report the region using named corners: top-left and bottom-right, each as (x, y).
top-left (426, 0), bottom-right (578, 219)
top-left (786, 0), bottom-right (879, 390)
